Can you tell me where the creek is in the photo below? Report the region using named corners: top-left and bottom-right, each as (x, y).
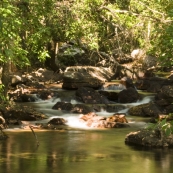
top-left (1, 86), bottom-right (173, 173)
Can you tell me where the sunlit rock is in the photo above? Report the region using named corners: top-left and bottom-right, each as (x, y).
top-left (79, 112), bottom-right (129, 128)
top-left (62, 66), bottom-right (114, 89)
top-left (125, 129), bottom-right (173, 147)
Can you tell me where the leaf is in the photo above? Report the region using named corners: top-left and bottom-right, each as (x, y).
top-left (4, 49), bottom-right (13, 57)
top-left (162, 123), bottom-right (168, 131)
top-left (146, 123), bottom-right (156, 129)
top-left (159, 119), bottom-right (167, 127)
top-left (165, 127), bottom-right (172, 136)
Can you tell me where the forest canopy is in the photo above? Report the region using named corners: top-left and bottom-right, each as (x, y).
top-left (1, 0), bottom-right (173, 66)
top-left (1, 0), bottom-right (173, 98)
top-left (0, 0), bottom-right (173, 65)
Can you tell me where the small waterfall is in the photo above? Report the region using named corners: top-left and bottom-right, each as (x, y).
top-left (101, 83), bottom-right (126, 90)
top-left (66, 116), bottom-right (89, 129)
top-left (9, 87), bottom-right (154, 130)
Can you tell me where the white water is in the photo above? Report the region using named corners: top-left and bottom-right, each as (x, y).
top-left (24, 95), bottom-right (154, 129)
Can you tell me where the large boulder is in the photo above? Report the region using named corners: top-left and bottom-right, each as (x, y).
top-left (101, 83), bottom-right (126, 90)
top-left (52, 102), bottom-right (73, 111)
top-left (31, 68), bottom-right (62, 82)
top-left (125, 129), bottom-right (173, 147)
top-left (118, 87), bottom-right (140, 103)
top-left (135, 77), bottom-right (173, 92)
top-left (128, 102), bottom-right (162, 117)
top-left (52, 101), bottom-right (126, 113)
top-left (98, 90), bottom-right (119, 102)
top-left (2, 105), bottom-right (48, 121)
top-left (52, 101), bottom-right (93, 114)
top-left (0, 115), bottom-right (6, 129)
top-left (24, 118), bottom-right (68, 130)
top-left (76, 87), bottom-right (109, 104)
top-left (159, 85), bottom-right (173, 97)
top-left (71, 104), bottom-right (93, 114)
top-left (62, 66), bottom-right (113, 89)
top-left (0, 116), bottom-right (8, 140)
top-left (155, 92), bottom-right (173, 106)
top-left (154, 85), bottom-right (173, 114)
top-left (131, 49), bottom-right (157, 69)
top-left (48, 118), bottom-right (67, 125)
top-left (120, 77), bottom-right (136, 89)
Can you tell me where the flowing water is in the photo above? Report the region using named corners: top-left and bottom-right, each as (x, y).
top-left (1, 89), bottom-right (173, 173)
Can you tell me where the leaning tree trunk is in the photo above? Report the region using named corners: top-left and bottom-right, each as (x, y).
top-left (1, 61), bottom-right (11, 99)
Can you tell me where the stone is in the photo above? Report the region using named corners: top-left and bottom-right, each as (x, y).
top-left (160, 85), bottom-right (173, 97)
top-left (135, 77), bottom-right (173, 92)
top-left (52, 102), bottom-right (73, 111)
top-left (48, 118), bottom-right (67, 125)
top-left (71, 104), bottom-right (93, 114)
top-left (118, 87), bottom-right (140, 103)
top-left (98, 90), bottom-right (119, 101)
top-left (62, 66), bottom-right (114, 89)
top-left (79, 112), bottom-right (129, 128)
top-left (131, 49), bottom-right (157, 69)
top-left (76, 87), bottom-right (109, 104)
top-left (3, 105), bottom-right (48, 121)
top-left (0, 116), bottom-right (6, 129)
top-left (125, 129), bottom-right (173, 147)
top-left (120, 77), bottom-right (136, 89)
top-left (128, 102), bottom-right (162, 117)
top-left (155, 92), bottom-right (173, 106)
top-left (32, 68), bottom-right (62, 82)
top-left (131, 49), bottom-right (145, 59)
top-left (107, 113), bottom-right (128, 123)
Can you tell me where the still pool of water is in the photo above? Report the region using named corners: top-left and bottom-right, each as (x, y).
top-left (1, 128), bottom-right (173, 173)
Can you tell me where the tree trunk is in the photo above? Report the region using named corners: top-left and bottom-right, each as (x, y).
top-left (1, 62), bottom-right (11, 99)
top-left (45, 40), bottom-right (59, 72)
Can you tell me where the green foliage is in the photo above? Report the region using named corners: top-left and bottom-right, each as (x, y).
top-left (147, 114), bottom-right (173, 137)
top-left (1, 0), bottom-right (173, 67)
top-left (0, 0), bottom-right (171, 65)
top-left (0, 84), bottom-right (6, 101)
top-left (0, 1), bottom-right (27, 64)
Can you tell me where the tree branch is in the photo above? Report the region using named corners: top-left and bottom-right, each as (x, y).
top-left (98, 5), bottom-right (173, 24)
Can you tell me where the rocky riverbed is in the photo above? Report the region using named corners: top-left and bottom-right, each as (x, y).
top-left (1, 67), bottom-right (173, 147)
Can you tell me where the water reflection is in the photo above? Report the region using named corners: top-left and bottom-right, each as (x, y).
top-left (127, 145), bottom-right (173, 173)
top-left (0, 130), bottom-right (173, 173)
